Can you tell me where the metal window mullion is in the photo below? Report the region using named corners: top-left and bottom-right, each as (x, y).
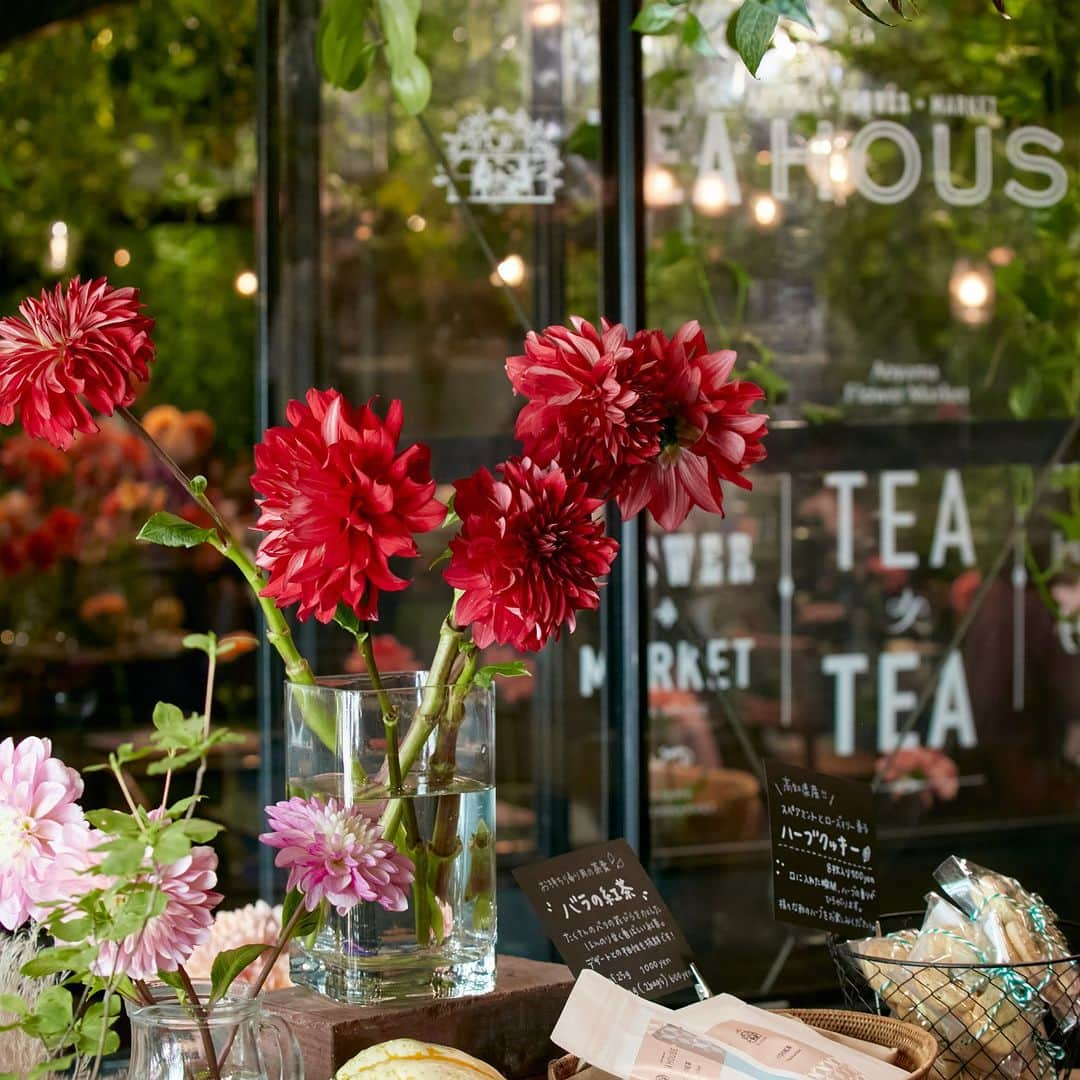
top-left (598, 0), bottom-right (649, 860)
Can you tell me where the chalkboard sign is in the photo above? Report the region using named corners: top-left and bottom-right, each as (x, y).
top-left (513, 838), bottom-right (696, 999)
top-left (764, 760), bottom-right (880, 937)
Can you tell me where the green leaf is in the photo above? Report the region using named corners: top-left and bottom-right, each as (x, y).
top-left (734, 0), bottom-right (778, 75)
top-left (429, 547), bottom-right (452, 570)
top-left (377, 0), bottom-right (417, 69)
top-left (182, 632), bottom-right (216, 655)
top-left (282, 887), bottom-right (324, 939)
top-left (1049, 511), bottom-right (1080, 542)
top-left (155, 970), bottom-right (187, 995)
top-left (175, 817), bottom-right (224, 843)
top-left (0, 994), bottom-right (27, 1018)
top-left (318, 0), bottom-right (375, 91)
top-left (333, 603), bottom-right (364, 638)
top-left (390, 52), bottom-right (431, 115)
top-left (153, 701), bottom-right (187, 733)
top-left (23, 987), bottom-right (73, 1036)
top-left (50, 915), bottom-right (94, 942)
top-left (95, 835), bottom-right (147, 877)
top-left (1009, 370), bottom-right (1041, 419)
top-left (682, 12), bottom-right (719, 56)
top-left (565, 117), bottom-right (601, 162)
top-left (210, 944), bottom-right (271, 1004)
top-left (30, 1060), bottom-right (75, 1080)
top-left (441, 495), bottom-right (459, 530)
top-left (85, 808), bottom-right (141, 835)
top-left (758, 0), bottom-right (814, 30)
top-left (153, 822), bottom-right (193, 864)
top-left (105, 887), bottom-right (167, 941)
top-left (848, 0), bottom-right (892, 25)
top-left (137, 511), bottom-right (217, 549)
top-left (632, 2), bottom-right (681, 33)
top-left (474, 661), bottom-right (532, 691)
top-left (166, 794), bottom-right (205, 817)
top-left (189, 474), bottom-right (208, 496)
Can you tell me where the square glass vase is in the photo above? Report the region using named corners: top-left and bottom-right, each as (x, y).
top-left (285, 672), bottom-right (496, 1004)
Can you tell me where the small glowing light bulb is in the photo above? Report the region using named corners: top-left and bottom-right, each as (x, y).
top-left (692, 174), bottom-right (728, 216)
top-left (752, 194), bottom-right (779, 227)
top-left (644, 165), bottom-right (681, 208)
top-left (493, 254), bottom-right (526, 288)
top-left (234, 270), bottom-right (258, 297)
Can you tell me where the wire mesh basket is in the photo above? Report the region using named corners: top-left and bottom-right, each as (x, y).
top-left (830, 912), bottom-right (1080, 1080)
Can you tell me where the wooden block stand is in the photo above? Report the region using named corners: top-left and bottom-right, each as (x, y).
top-left (264, 956), bottom-right (574, 1080)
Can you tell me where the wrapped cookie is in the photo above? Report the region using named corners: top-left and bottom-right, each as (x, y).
top-left (935, 857), bottom-right (1080, 1032)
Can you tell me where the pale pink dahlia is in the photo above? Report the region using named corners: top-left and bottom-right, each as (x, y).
top-left (260, 797), bottom-right (414, 915)
top-left (186, 901), bottom-right (292, 992)
top-left (91, 845), bottom-right (222, 980)
top-left (0, 737), bottom-right (92, 931)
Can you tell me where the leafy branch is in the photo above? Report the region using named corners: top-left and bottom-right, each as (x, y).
top-left (318, 0), bottom-right (431, 115)
top-left (634, 0), bottom-right (1010, 76)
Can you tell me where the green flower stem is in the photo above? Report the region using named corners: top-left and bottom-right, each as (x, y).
top-left (356, 629), bottom-right (433, 942)
top-left (427, 649), bottom-right (478, 906)
top-left (118, 405), bottom-right (336, 752)
top-left (379, 613), bottom-right (464, 840)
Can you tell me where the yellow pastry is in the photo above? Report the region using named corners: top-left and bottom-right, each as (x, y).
top-left (336, 1039), bottom-right (507, 1080)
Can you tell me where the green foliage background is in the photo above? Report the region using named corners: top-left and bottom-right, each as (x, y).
top-left (0, 0), bottom-right (258, 453)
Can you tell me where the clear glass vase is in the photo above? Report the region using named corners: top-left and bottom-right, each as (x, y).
top-left (285, 672), bottom-right (497, 1004)
top-left (128, 985), bottom-right (302, 1079)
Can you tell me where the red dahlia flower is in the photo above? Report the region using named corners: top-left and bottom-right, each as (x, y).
top-left (507, 318), bottom-right (767, 531)
top-left (444, 457), bottom-right (618, 652)
top-left (252, 389), bottom-right (444, 623)
top-left (506, 317), bottom-right (660, 500)
top-left (617, 321), bottom-right (767, 530)
top-left (0, 278), bottom-right (154, 450)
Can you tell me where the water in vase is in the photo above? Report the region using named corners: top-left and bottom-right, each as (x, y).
top-left (287, 775), bottom-right (497, 1004)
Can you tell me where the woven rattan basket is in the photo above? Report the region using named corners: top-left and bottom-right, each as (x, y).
top-left (548, 1006), bottom-right (939, 1080)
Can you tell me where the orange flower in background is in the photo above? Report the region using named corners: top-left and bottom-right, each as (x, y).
top-left (0, 278), bottom-right (154, 449)
top-left (143, 405), bottom-right (216, 466)
top-left (79, 592), bottom-right (128, 622)
top-left (99, 479), bottom-right (166, 518)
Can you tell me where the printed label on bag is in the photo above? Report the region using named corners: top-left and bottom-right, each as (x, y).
top-left (703, 1022), bottom-right (865, 1080)
top-left (632, 1021), bottom-right (729, 1080)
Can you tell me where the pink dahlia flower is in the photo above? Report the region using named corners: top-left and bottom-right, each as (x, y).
top-left (444, 457), bottom-right (619, 652)
top-left (617, 322), bottom-right (768, 531)
top-left (876, 747), bottom-right (960, 809)
top-left (0, 737), bottom-right (92, 931)
top-left (260, 797), bottom-right (414, 915)
top-left (0, 278), bottom-right (154, 449)
top-left (91, 845), bottom-right (222, 980)
top-left (251, 389), bottom-right (445, 623)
